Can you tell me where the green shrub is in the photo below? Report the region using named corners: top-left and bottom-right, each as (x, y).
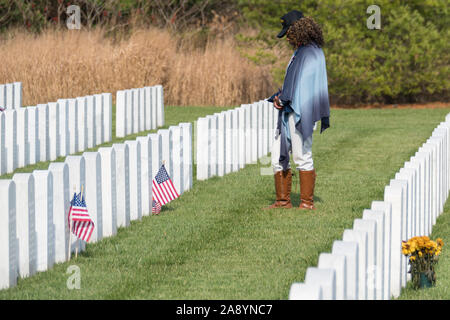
top-left (238, 0), bottom-right (449, 104)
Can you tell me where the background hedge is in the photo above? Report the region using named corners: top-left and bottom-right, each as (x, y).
top-left (0, 0), bottom-right (448, 105)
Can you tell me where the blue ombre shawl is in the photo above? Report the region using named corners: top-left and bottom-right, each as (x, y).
top-left (270, 44), bottom-right (330, 170)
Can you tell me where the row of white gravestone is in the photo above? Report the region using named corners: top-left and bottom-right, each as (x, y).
top-left (0, 82), bottom-right (22, 110)
top-left (0, 121), bottom-right (193, 290)
top-left (0, 93), bottom-right (112, 175)
top-left (196, 100), bottom-right (278, 180)
top-left (289, 113), bottom-right (450, 300)
top-left (116, 85), bottom-right (165, 138)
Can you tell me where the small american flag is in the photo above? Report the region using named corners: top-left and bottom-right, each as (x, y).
top-left (152, 198), bottom-right (161, 215)
top-left (152, 164), bottom-right (179, 206)
top-left (68, 192), bottom-right (95, 242)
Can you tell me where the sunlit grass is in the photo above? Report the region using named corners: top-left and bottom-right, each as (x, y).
top-left (1, 107), bottom-right (450, 299)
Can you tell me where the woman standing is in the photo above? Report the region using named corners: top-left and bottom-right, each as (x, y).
top-left (264, 10), bottom-right (330, 210)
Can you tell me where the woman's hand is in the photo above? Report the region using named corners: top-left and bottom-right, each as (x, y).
top-left (273, 95), bottom-right (283, 110)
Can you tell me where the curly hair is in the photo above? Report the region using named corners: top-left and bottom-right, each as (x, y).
top-left (286, 17), bottom-right (324, 48)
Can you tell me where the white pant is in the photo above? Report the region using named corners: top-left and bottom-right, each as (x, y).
top-left (271, 112), bottom-right (313, 173)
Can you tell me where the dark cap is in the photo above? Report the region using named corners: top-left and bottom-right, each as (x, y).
top-left (277, 10), bottom-right (304, 38)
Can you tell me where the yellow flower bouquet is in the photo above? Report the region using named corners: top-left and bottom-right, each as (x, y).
top-left (402, 236), bottom-right (444, 289)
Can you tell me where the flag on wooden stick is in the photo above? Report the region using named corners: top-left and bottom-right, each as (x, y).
top-left (152, 198), bottom-right (161, 215)
top-left (152, 164), bottom-right (179, 206)
top-left (68, 191), bottom-right (95, 242)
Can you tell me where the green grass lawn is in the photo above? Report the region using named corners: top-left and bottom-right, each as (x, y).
top-left (1, 106), bottom-right (450, 299)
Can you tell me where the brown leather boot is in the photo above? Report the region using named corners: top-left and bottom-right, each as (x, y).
top-left (263, 169), bottom-right (292, 209)
top-left (299, 169), bottom-right (316, 210)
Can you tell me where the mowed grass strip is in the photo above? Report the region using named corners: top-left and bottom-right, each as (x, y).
top-left (1, 107), bottom-right (449, 299)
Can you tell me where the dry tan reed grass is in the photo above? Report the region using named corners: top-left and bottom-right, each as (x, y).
top-left (0, 27), bottom-right (274, 107)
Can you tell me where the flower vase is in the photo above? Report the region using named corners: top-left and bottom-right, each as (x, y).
top-left (419, 272), bottom-right (433, 289)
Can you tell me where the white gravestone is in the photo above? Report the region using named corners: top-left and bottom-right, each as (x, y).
top-left (318, 253), bottom-right (347, 300)
top-left (95, 94), bottom-right (104, 145)
top-left (257, 102), bottom-right (264, 159)
top-left (57, 99), bottom-right (70, 157)
top-left (126, 90), bottom-right (133, 136)
top-left (144, 87), bottom-right (152, 130)
top-left (159, 129), bottom-right (173, 178)
top-left (16, 108), bottom-right (29, 167)
top-left (415, 151), bottom-right (431, 236)
top-left (237, 107), bottom-right (246, 169)
top-left (404, 161), bottom-right (420, 237)
top-left (389, 178), bottom-right (409, 289)
top-left (125, 140), bottom-right (142, 221)
top-left (27, 107), bottom-right (38, 165)
top-left (353, 219), bottom-right (377, 300)
top-left (289, 283), bottom-right (323, 300)
top-left (422, 141), bottom-right (439, 226)
top-left (429, 133), bottom-right (445, 215)
top-left (151, 86), bottom-right (157, 130)
top-left (33, 170), bottom-right (55, 272)
top-left (427, 136), bottom-right (442, 218)
top-left (169, 125), bottom-right (184, 194)
top-left (0, 84), bottom-right (5, 108)
top-left (435, 125), bottom-right (449, 198)
top-left (115, 90), bottom-right (126, 138)
top-left (407, 157), bottom-right (424, 236)
top-left (305, 267), bottom-right (336, 300)
top-left (37, 104), bottom-right (49, 162)
top-left (332, 240), bottom-right (358, 300)
top-left (383, 184), bottom-right (403, 298)
top-left (113, 143), bottom-right (130, 227)
top-left (139, 88), bottom-right (145, 132)
top-left (12, 173), bottom-right (37, 278)
top-left (418, 145), bottom-right (435, 235)
top-left (98, 147), bottom-right (117, 237)
top-left (136, 136), bottom-right (152, 216)
top-left (371, 201), bottom-right (392, 300)
top-left (250, 103), bottom-right (258, 163)
top-left (214, 113), bottom-right (226, 177)
top-left (83, 152), bottom-right (103, 243)
top-left (48, 162), bottom-right (70, 263)
top-left (156, 85), bottom-right (164, 128)
top-left (102, 93), bottom-right (112, 143)
top-left (410, 154), bottom-right (426, 236)
top-left (196, 118), bottom-right (209, 180)
top-left (76, 97), bottom-right (87, 152)
top-left (232, 109), bottom-right (239, 172)
top-left (48, 102), bottom-right (60, 161)
top-left (64, 155), bottom-right (86, 254)
top-left (132, 89), bottom-right (140, 134)
top-left (224, 111), bottom-right (233, 174)
top-left (149, 133), bottom-right (162, 181)
top-left (343, 229), bottom-right (368, 300)
top-left (86, 95), bottom-right (96, 147)
top-left (180, 122), bottom-right (193, 191)
top-left (67, 99), bottom-right (78, 154)
top-left (0, 112), bottom-right (5, 174)
top-left (262, 101), bottom-right (269, 157)
top-left (268, 102), bottom-right (275, 152)
top-left (396, 167), bottom-right (416, 239)
top-left (243, 105), bottom-right (252, 164)
top-left (0, 180), bottom-right (17, 289)
top-left (13, 82), bottom-right (22, 109)
top-left (205, 116), bottom-right (217, 178)
top-left (362, 209), bottom-right (385, 300)
top-left (4, 109), bottom-right (18, 173)
top-left (5, 83), bottom-right (14, 109)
